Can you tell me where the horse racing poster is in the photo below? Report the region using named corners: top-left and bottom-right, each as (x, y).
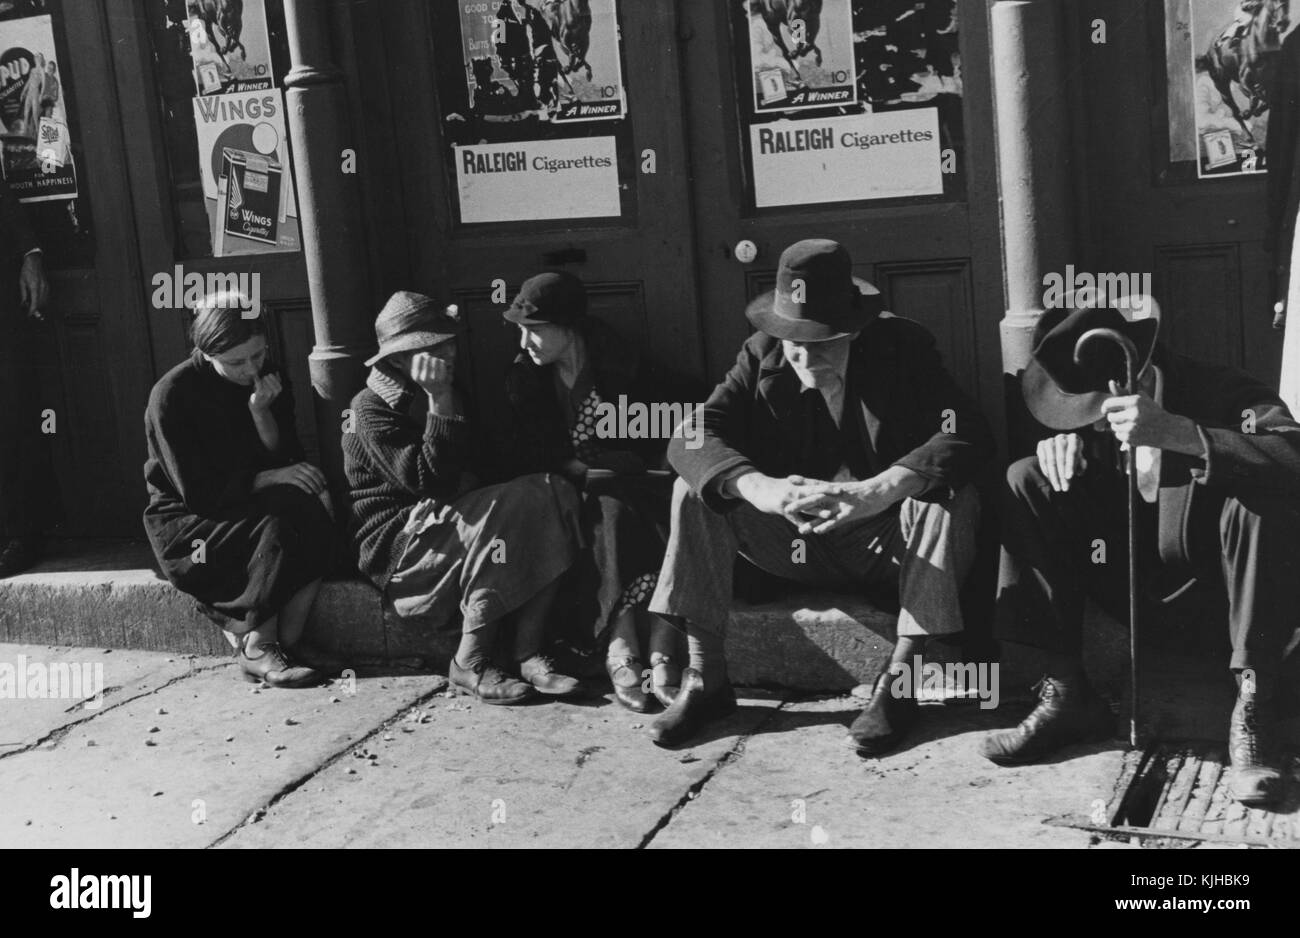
top-left (459, 0), bottom-right (627, 124)
top-left (191, 88), bottom-right (301, 256)
top-left (0, 14), bottom-right (77, 202)
top-left (1189, 0), bottom-right (1297, 178)
top-left (748, 0), bottom-right (857, 114)
top-left (186, 0), bottom-right (275, 96)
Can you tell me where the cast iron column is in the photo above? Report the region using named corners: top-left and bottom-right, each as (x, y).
top-left (991, 0), bottom-right (1075, 458)
top-left (283, 0), bottom-right (374, 500)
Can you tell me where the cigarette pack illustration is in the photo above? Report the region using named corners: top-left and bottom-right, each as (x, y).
top-left (221, 146), bottom-right (282, 246)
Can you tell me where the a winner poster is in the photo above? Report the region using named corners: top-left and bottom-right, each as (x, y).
top-left (460, 0), bottom-right (627, 124)
top-left (1187, 0), bottom-right (1298, 177)
top-left (191, 88), bottom-right (300, 256)
top-left (747, 0), bottom-right (857, 113)
top-left (0, 14), bottom-right (77, 202)
top-left (186, 0), bottom-right (275, 96)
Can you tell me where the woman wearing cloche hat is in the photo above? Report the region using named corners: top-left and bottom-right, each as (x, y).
top-left (344, 291), bottom-right (585, 705)
top-left (498, 272), bottom-right (705, 713)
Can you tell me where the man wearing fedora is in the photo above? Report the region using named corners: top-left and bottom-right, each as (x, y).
top-left (986, 295), bottom-right (1300, 807)
top-left (646, 239), bottom-right (996, 748)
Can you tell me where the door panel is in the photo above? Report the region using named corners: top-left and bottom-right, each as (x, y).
top-left (406, 0), bottom-right (703, 416)
top-left (29, 2), bottom-right (156, 536)
top-left (681, 0), bottom-right (1005, 432)
top-left (1079, 0), bottom-right (1279, 383)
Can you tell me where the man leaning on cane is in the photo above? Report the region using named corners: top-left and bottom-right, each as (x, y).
top-left (986, 294), bottom-right (1300, 808)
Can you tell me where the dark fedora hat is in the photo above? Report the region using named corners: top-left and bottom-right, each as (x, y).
top-left (504, 271), bottom-right (587, 327)
top-left (365, 291), bottom-right (465, 368)
top-left (1022, 292), bottom-right (1162, 430)
top-left (746, 239), bottom-right (883, 342)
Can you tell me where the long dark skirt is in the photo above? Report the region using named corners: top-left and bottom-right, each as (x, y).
top-left (386, 473), bottom-right (582, 632)
top-left (555, 472), bottom-right (672, 648)
top-left (145, 485), bottom-right (338, 629)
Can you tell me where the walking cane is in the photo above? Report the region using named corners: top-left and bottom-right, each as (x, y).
top-left (1074, 328), bottom-right (1142, 749)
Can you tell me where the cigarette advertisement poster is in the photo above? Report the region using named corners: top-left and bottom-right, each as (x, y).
top-left (0, 14), bottom-right (77, 202)
top-left (748, 0), bottom-right (857, 113)
top-left (186, 0), bottom-right (274, 96)
top-left (454, 136), bottom-right (620, 223)
top-left (750, 108), bottom-right (942, 208)
top-left (460, 0), bottom-right (627, 124)
top-left (191, 88), bottom-right (300, 256)
top-left (1187, 0), bottom-right (1297, 177)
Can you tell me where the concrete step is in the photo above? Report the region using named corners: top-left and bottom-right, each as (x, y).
top-left (0, 540), bottom-right (910, 692)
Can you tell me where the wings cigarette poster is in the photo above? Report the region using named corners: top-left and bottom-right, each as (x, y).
top-left (454, 135), bottom-right (620, 223)
top-left (186, 0), bottom-right (275, 96)
top-left (460, 0), bottom-right (627, 124)
top-left (747, 0), bottom-right (857, 113)
top-left (191, 88), bottom-right (300, 255)
top-left (750, 108), bottom-right (942, 208)
top-left (0, 14), bottom-right (77, 202)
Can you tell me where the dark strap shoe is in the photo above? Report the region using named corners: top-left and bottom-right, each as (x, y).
top-left (607, 656), bottom-right (653, 713)
top-left (649, 667), bottom-right (736, 747)
top-left (1227, 681), bottom-right (1282, 807)
top-left (520, 654), bottom-right (582, 697)
top-left (450, 657), bottom-right (535, 706)
top-left (980, 675), bottom-right (1114, 766)
top-left (239, 641), bottom-right (323, 689)
top-left (847, 668), bottom-right (919, 756)
top-left (0, 536), bottom-right (43, 579)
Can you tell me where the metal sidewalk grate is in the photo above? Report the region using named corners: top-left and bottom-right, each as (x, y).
top-left (1050, 742), bottom-right (1300, 848)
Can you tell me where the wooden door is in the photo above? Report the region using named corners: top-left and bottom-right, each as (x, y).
top-left (681, 0), bottom-right (1006, 431)
top-left (1077, 0), bottom-right (1282, 383)
top-left (8, 1), bottom-right (157, 536)
top-left (387, 0), bottom-right (704, 417)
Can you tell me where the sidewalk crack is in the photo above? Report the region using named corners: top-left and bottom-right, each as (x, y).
top-left (0, 661), bottom-right (229, 762)
top-left (635, 696), bottom-right (791, 849)
top-left (205, 682), bottom-right (450, 848)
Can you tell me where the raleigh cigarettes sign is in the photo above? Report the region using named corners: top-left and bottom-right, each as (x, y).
top-left (454, 135), bottom-right (619, 223)
top-left (750, 108), bottom-right (942, 208)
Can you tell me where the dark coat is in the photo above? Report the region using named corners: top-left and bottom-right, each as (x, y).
top-left (498, 318), bottom-right (707, 487)
top-left (143, 354), bottom-right (337, 626)
top-left (1121, 348), bottom-right (1300, 571)
top-left (671, 314), bottom-right (997, 513)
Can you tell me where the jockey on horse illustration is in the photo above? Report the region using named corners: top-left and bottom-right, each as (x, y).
top-left (1199, 0), bottom-right (1291, 139)
top-left (494, 0), bottom-right (560, 113)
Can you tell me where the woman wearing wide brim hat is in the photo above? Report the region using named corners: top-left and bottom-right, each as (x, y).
top-left (498, 272), bottom-right (706, 712)
top-left (344, 291), bottom-right (586, 705)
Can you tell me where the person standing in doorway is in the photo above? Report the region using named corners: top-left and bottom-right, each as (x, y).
top-left (0, 174), bottom-right (52, 578)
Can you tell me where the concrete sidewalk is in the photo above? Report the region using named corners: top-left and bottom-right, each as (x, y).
top-left (8, 640), bottom-right (1280, 849)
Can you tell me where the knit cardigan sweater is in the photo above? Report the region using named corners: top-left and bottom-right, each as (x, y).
top-left (343, 385), bottom-right (477, 588)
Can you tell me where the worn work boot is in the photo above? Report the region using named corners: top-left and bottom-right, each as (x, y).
top-left (847, 668), bottom-right (919, 756)
top-left (1227, 677), bottom-right (1283, 808)
top-left (980, 675), bottom-right (1114, 766)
